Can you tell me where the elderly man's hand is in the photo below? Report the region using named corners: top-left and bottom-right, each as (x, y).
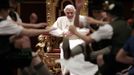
top-left (46, 27), bottom-right (57, 32)
top-left (63, 31), bottom-right (73, 37)
top-left (69, 25), bottom-right (77, 34)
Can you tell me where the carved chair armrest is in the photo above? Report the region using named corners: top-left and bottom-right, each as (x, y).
top-left (37, 34), bottom-right (62, 53)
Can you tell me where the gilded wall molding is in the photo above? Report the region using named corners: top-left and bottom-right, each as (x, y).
top-left (80, 0), bottom-right (88, 16)
top-left (46, 0), bottom-right (56, 26)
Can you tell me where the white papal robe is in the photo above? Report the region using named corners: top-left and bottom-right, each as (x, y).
top-left (50, 15), bottom-right (98, 75)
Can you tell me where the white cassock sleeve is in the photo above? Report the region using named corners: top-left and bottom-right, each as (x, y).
top-left (49, 17), bottom-right (64, 37)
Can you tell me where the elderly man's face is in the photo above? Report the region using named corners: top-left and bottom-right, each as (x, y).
top-left (65, 8), bottom-right (75, 19)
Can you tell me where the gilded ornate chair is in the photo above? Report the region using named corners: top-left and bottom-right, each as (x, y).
top-left (36, 34), bottom-right (62, 74)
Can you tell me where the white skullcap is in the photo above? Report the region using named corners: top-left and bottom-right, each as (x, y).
top-left (64, 4), bottom-right (76, 13)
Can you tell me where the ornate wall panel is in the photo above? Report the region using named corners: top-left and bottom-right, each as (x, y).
top-left (46, 0), bottom-right (89, 26)
top-left (19, 1), bottom-right (46, 23)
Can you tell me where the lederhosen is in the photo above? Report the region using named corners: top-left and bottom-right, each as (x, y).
top-left (100, 18), bottom-right (132, 75)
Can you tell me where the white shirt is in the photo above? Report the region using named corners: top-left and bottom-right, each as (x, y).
top-left (0, 11), bottom-right (23, 35)
top-left (90, 24), bottom-right (113, 42)
top-left (0, 20), bottom-right (23, 35)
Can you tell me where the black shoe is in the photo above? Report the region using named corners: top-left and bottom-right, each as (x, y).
top-left (62, 38), bottom-right (71, 60)
top-left (83, 44), bottom-right (92, 61)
